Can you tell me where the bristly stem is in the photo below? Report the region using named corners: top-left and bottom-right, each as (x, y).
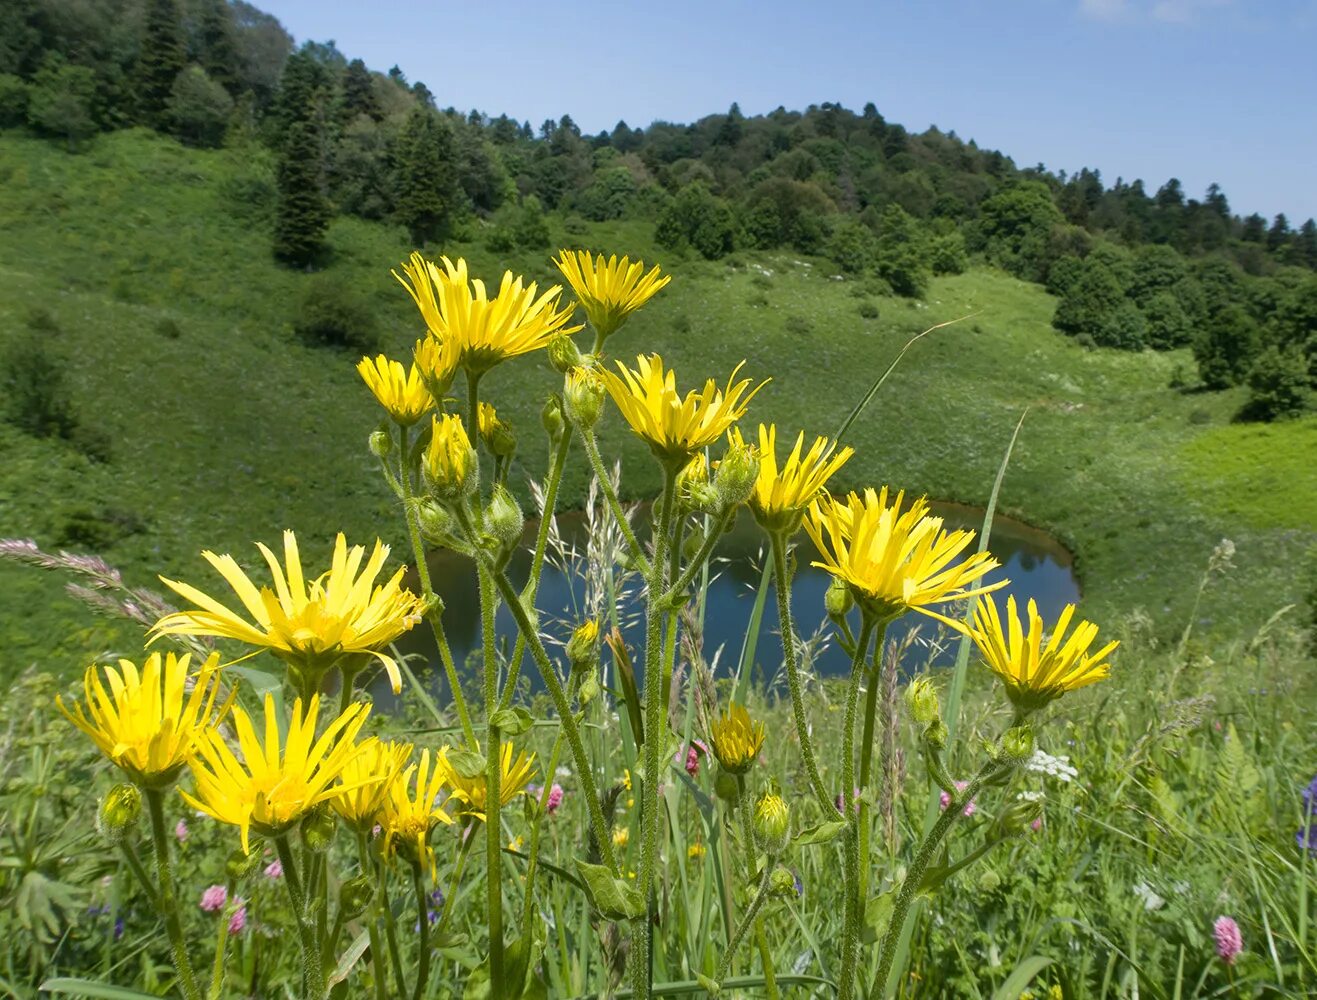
top-left (769, 532), bottom-right (833, 813)
top-left (145, 788), bottom-right (201, 1000)
top-left (712, 854), bottom-right (777, 986)
top-left (477, 558), bottom-right (505, 999)
top-left (662, 506), bottom-right (735, 604)
top-left (411, 861), bottom-right (432, 1000)
top-left (578, 427), bottom-right (651, 576)
top-left (275, 833), bottom-right (327, 1000)
top-left (856, 618), bottom-right (891, 909)
top-left (837, 617), bottom-right (877, 1000)
top-left (356, 831), bottom-right (389, 1000)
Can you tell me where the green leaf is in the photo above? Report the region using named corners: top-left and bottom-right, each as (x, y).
top-left (862, 892), bottom-right (894, 945)
top-left (462, 961), bottom-right (491, 1000)
top-left (990, 956), bottom-right (1053, 1000)
top-left (793, 820), bottom-right (847, 846)
top-left (446, 749), bottom-right (487, 780)
top-left (696, 973), bottom-right (721, 994)
top-left (327, 929), bottom-right (372, 988)
top-left (40, 979), bottom-right (163, 1000)
top-left (490, 706), bottom-right (534, 736)
top-left (574, 860), bottom-right (646, 920)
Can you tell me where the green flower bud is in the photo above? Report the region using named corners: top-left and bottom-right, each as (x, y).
top-left (97, 784), bottom-right (141, 844)
top-left (714, 771), bottom-right (739, 805)
top-left (825, 575), bottom-right (854, 619)
top-left (547, 333), bottom-right (583, 373)
top-left (477, 403), bottom-right (518, 460)
top-left (577, 672), bottom-right (600, 708)
top-left (541, 394), bottom-right (566, 443)
top-left (712, 439), bottom-right (760, 510)
top-left (417, 499), bottom-right (454, 544)
top-left (226, 845), bottom-right (262, 879)
top-left (769, 865), bottom-right (799, 899)
top-left (991, 797), bottom-right (1043, 840)
top-left (567, 620), bottom-right (601, 668)
top-left (904, 676), bottom-right (941, 726)
top-left (999, 725), bottom-right (1036, 765)
top-left (301, 808), bottom-right (337, 854)
top-left (485, 485), bottom-right (524, 550)
top-left (753, 791), bottom-right (791, 853)
top-left (564, 367), bottom-right (606, 429)
top-left (338, 873), bottom-right (375, 920)
top-left (923, 718), bottom-right (949, 752)
top-left (368, 429), bottom-right (393, 459)
top-left (977, 869), bottom-right (1002, 893)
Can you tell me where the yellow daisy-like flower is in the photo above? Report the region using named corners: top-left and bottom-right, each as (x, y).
top-left (599, 353), bottom-right (767, 463)
top-left (356, 354), bottom-right (434, 426)
top-left (153, 531), bottom-right (425, 694)
top-left (687, 841), bottom-right (707, 860)
top-left (393, 253), bottom-right (582, 375)
top-left (476, 401), bottom-right (516, 458)
top-left (552, 249), bottom-right (671, 342)
top-left (422, 412), bottom-right (477, 499)
top-left (967, 595), bottom-right (1119, 713)
top-left (439, 743), bottom-right (537, 820)
top-left (332, 737), bottom-right (414, 831)
top-left (804, 488), bottom-right (1005, 624)
top-left (57, 651), bottom-right (231, 788)
top-left (413, 335), bottom-right (460, 399)
top-left (612, 825), bottom-right (630, 849)
top-left (708, 703), bottom-right (765, 775)
top-left (183, 694), bottom-right (371, 853)
top-left (735, 423), bottom-right (854, 533)
top-left (379, 748), bottom-right (455, 876)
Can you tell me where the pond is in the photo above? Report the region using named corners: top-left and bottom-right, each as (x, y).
top-left (383, 500), bottom-right (1080, 700)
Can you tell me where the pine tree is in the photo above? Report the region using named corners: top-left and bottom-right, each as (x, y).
top-left (270, 47), bottom-right (331, 141)
top-left (135, 0), bottom-right (185, 125)
top-left (393, 106), bottom-right (460, 246)
top-left (1267, 214), bottom-right (1291, 253)
top-left (198, 0), bottom-right (240, 94)
top-left (274, 116), bottom-right (330, 266)
top-left (340, 58), bottom-right (379, 121)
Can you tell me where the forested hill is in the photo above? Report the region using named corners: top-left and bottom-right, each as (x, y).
top-left (1, 0), bottom-right (1314, 418)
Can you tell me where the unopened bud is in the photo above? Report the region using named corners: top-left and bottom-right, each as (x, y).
top-left (422, 414), bottom-right (477, 501)
top-left (677, 453), bottom-right (714, 511)
top-left (753, 790), bottom-right (790, 853)
top-left (713, 439), bottom-right (760, 509)
top-left (577, 672), bottom-right (600, 708)
top-left (226, 846), bottom-right (262, 879)
top-left (977, 869), bottom-right (1002, 893)
top-left (485, 485), bottom-right (524, 549)
top-left (769, 865), bottom-right (799, 899)
top-left (923, 718), bottom-right (949, 752)
top-left (541, 395), bottom-right (565, 443)
top-left (714, 771), bottom-right (739, 805)
top-left (904, 677), bottom-right (940, 726)
top-left (417, 499), bottom-right (454, 543)
top-left (563, 367), bottom-right (606, 429)
top-left (477, 402), bottom-right (517, 459)
top-left (547, 333), bottom-right (583, 373)
top-left (369, 429), bottom-right (393, 459)
top-left (301, 808), bottom-right (337, 853)
top-left (991, 798), bottom-right (1043, 840)
top-left (338, 874), bottom-right (375, 920)
top-left (97, 784), bottom-right (141, 843)
top-left (999, 725), bottom-right (1035, 765)
top-left (567, 620), bottom-right (600, 668)
top-left (825, 576), bottom-right (854, 619)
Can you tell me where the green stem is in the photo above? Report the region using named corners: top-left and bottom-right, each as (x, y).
top-left (437, 827), bottom-right (477, 939)
top-left (631, 468), bottom-right (679, 1000)
top-left (661, 507), bottom-right (734, 604)
top-left (769, 533), bottom-right (833, 813)
top-left (837, 618), bottom-right (877, 1000)
top-left (412, 862), bottom-right (432, 1000)
top-left (856, 620), bottom-right (891, 911)
top-left (754, 919), bottom-right (780, 1000)
top-left (117, 840), bottom-right (159, 910)
top-left (356, 832), bottom-right (389, 1000)
top-left (712, 855), bottom-right (777, 985)
top-left (870, 761), bottom-right (1003, 997)
top-left (145, 788), bottom-right (201, 1000)
top-left (207, 896), bottom-right (233, 1000)
top-left (501, 424), bottom-right (573, 711)
top-left (275, 834), bottom-right (328, 1000)
top-left (477, 560), bottom-right (505, 999)
top-left (579, 428), bottom-right (651, 576)
top-left (339, 664), bottom-right (361, 718)
top-left (467, 370), bottom-right (482, 446)
top-left (378, 853), bottom-right (408, 998)
top-left (398, 423), bottom-right (477, 747)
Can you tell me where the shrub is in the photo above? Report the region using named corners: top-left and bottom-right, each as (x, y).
top-left (155, 317), bottom-right (183, 339)
top-left (0, 332), bottom-right (76, 440)
top-left (0, 74), bottom-right (29, 127)
top-left (928, 232), bottom-right (968, 276)
top-left (858, 300), bottom-right (879, 320)
top-left (292, 277), bottom-right (380, 353)
top-left (168, 65), bottom-right (234, 149)
top-left (1238, 346), bottom-right (1312, 422)
top-left (785, 314), bottom-right (813, 336)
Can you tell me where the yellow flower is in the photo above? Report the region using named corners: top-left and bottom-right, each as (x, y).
top-left (804, 488), bottom-right (1004, 624)
top-left (552, 249), bottom-right (671, 342)
top-left (57, 651), bottom-right (231, 788)
top-left (754, 790), bottom-right (791, 851)
top-left (612, 825), bottom-right (630, 849)
top-left (566, 619), bottom-right (600, 666)
top-left (476, 401), bottom-right (516, 458)
top-left (967, 595), bottom-right (1119, 713)
top-left (356, 354), bottom-right (434, 426)
top-left (379, 748), bottom-right (455, 875)
top-left (708, 703), bottom-right (765, 774)
top-left (333, 738), bottom-right (413, 830)
top-left (687, 841), bottom-right (706, 860)
top-left (153, 532), bottom-right (425, 694)
top-left (735, 423), bottom-right (854, 533)
top-left (183, 694), bottom-right (370, 853)
top-left (599, 353), bottom-right (767, 463)
top-left (422, 413), bottom-right (477, 500)
top-left (393, 253), bottom-right (581, 375)
top-left (621, 768), bottom-right (632, 792)
top-left (439, 742), bottom-right (537, 820)
top-left (413, 335), bottom-right (460, 399)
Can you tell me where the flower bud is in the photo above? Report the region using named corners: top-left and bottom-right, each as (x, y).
top-left (484, 485), bottom-right (524, 550)
top-left (998, 725), bottom-right (1036, 765)
top-left (368, 429), bottom-right (393, 459)
top-left (541, 395), bottom-right (566, 443)
top-left (923, 718), bottom-right (949, 752)
top-left (422, 413), bottom-right (477, 501)
top-left (477, 402), bottom-right (517, 460)
top-left (226, 846), bottom-right (262, 879)
top-left (301, 808), bottom-right (337, 853)
top-left (904, 676), bottom-right (941, 726)
top-left (414, 336), bottom-right (457, 399)
top-left (576, 671), bottom-right (600, 708)
top-left (712, 439), bottom-right (760, 510)
top-left (417, 499), bottom-right (454, 544)
top-left (976, 869), bottom-right (1002, 893)
top-left (564, 367), bottom-right (606, 429)
top-left (991, 797), bottom-right (1043, 840)
top-left (547, 333), bottom-right (583, 373)
top-left (97, 784), bottom-right (141, 844)
top-left (825, 576), bottom-right (854, 619)
top-left (677, 454), bottom-right (717, 512)
top-left (567, 620), bottom-right (600, 669)
top-left (769, 865), bottom-right (800, 899)
top-left (338, 873), bottom-right (375, 920)
top-left (753, 790), bottom-right (791, 853)
top-left (714, 771), bottom-right (739, 804)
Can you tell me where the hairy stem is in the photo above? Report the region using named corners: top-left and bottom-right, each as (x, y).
top-left (712, 855), bottom-right (777, 986)
top-left (579, 428), bottom-right (651, 576)
top-left (837, 618), bottom-right (877, 1000)
top-left (275, 834), bottom-right (327, 1000)
top-left (411, 862), bottom-right (432, 1000)
top-left (856, 620), bottom-right (891, 910)
top-left (145, 788), bottom-right (201, 1000)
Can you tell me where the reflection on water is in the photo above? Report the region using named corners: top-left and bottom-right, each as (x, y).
top-left (384, 502), bottom-right (1079, 701)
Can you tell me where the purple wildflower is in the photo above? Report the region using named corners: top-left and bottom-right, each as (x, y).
top-left (1297, 824), bottom-right (1317, 856)
top-left (546, 783), bottom-right (564, 815)
top-left (264, 860), bottom-right (283, 879)
top-left (228, 905), bottom-right (246, 936)
top-left (199, 885), bottom-right (227, 913)
top-left (1214, 915), bottom-right (1243, 966)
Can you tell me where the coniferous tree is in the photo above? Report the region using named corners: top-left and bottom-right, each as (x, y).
top-left (1267, 214), bottom-right (1291, 252)
top-left (340, 58), bottom-right (379, 121)
top-left (393, 106), bottom-right (460, 245)
top-left (273, 116), bottom-right (330, 266)
top-left (135, 0), bottom-right (186, 125)
top-left (197, 0), bottom-right (240, 94)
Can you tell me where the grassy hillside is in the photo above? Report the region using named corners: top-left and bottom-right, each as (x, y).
top-left (1, 129), bottom-right (1312, 682)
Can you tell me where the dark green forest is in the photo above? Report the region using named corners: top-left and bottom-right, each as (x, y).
top-left (2, 0), bottom-right (1314, 422)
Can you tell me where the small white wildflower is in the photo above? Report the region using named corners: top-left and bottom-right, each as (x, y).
top-left (1026, 749), bottom-right (1078, 783)
top-left (1133, 881), bottom-right (1165, 911)
top-left (1017, 790), bottom-right (1045, 803)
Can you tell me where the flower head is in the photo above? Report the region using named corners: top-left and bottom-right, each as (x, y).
top-left (175, 819), bottom-right (189, 843)
top-left (182, 694), bottom-right (371, 854)
top-left (804, 488), bottom-right (1004, 623)
top-left (754, 790), bottom-right (791, 851)
top-left (57, 651), bottom-right (230, 788)
top-left (708, 703), bottom-right (765, 775)
top-left (199, 885), bottom-right (227, 913)
top-left (333, 738), bottom-right (414, 831)
top-left (379, 748), bottom-right (454, 877)
top-left (153, 532), bottom-right (425, 694)
top-left (439, 743), bottom-right (537, 820)
top-left (356, 354), bottom-right (434, 426)
top-left (413, 336), bottom-right (460, 399)
top-left (600, 354), bottom-right (766, 463)
top-left (476, 402), bottom-right (516, 458)
top-left (545, 783), bottom-right (564, 815)
top-left (552, 250), bottom-right (671, 342)
top-left (736, 424), bottom-right (854, 533)
top-left (393, 253), bottom-right (581, 375)
top-left (422, 413), bottom-right (478, 500)
top-left (263, 859), bottom-right (283, 879)
top-left (967, 596), bottom-right (1119, 713)
top-left (1214, 915), bottom-right (1243, 965)
top-left (939, 781), bottom-right (977, 817)
top-left (227, 905), bottom-right (246, 935)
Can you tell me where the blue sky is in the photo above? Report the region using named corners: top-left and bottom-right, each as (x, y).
top-left (257, 0), bottom-right (1317, 221)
